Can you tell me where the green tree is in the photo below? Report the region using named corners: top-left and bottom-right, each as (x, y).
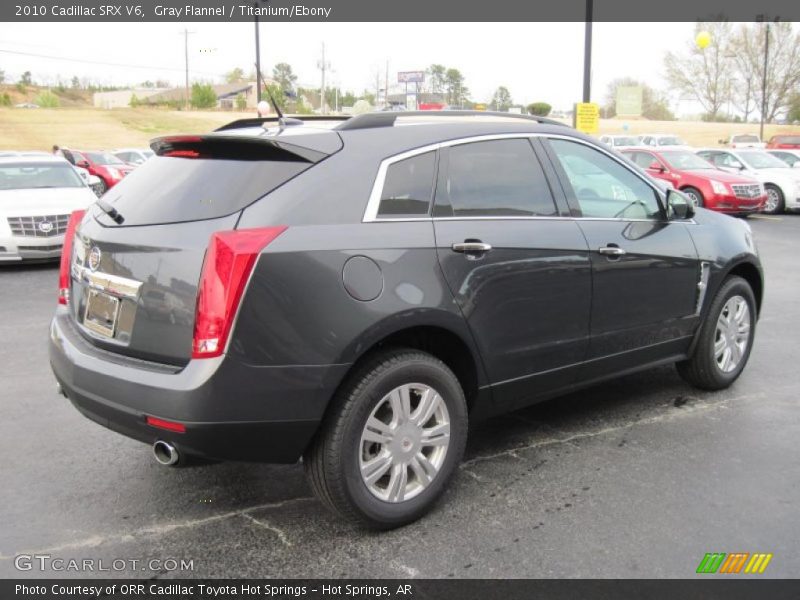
top-left (0, 92), bottom-right (11, 107)
top-left (426, 64), bottom-right (446, 93)
top-left (129, 93), bottom-right (140, 107)
top-left (19, 71), bottom-right (32, 86)
top-left (272, 63), bottom-right (297, 92)
top-left (190, 83), bottom-right (217, 109)
top-left (490, 86), bottom-right (513, 111)
top-left (527, 102), bottom-right (552, 116)
top-left (603, 77), bottom-right (675, 120)
top-left (70, 76), bottom-right (80, 89)
top-left (263, 83), bottom-right (286, 111)
top-left (225, 67), bottom-right (246, 83)
top-left (444, 68), bottom-right (469, 107)
top-left (235, 93), bottom-right (247, 111)
top-left (35, 91), bottom-right (60, 108)
top-left (0, 69), bottom-right (5, 84)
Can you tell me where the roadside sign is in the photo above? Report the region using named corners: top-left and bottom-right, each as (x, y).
top-left (616, 86), bottom-right (643, 117)
top-left (574, 102), bottom-right (599, 134)
top-left (398, 71), bottom-right (425, 83)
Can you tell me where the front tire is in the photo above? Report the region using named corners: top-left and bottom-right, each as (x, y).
top-left (676, 276), bottom-right (756, 390)
top-left (763, 184), bottom-right (784, 214)
top-left (304, 348), bottom-right (468, 529)
top-left (682, 186), bottom-right (704, 208)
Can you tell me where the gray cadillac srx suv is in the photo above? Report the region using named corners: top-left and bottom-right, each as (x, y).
top-left (49, 112), bottom-right (763, 528)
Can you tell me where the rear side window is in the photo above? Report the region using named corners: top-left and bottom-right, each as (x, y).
top-left (434, 139), bottom-right (557, 217)
top-left (100, 156), bottom-right (311, 226)
top-left (377, 151), bottom-right (436, 217)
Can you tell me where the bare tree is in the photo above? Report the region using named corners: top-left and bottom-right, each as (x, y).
top-left (734, 22), bottom-right (800, 122)
top-left (664, 21), bottom-right (733, 119)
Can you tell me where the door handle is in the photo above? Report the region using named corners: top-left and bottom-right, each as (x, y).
top-left (452, 242), bottom-right (492, 253)
top-left (598, 246), bottom-right (626, 256)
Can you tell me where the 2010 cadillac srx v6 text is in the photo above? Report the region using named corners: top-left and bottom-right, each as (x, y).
top-left (49, 112), bottom-right (763, 528)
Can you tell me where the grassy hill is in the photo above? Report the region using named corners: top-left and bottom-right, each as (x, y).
top-left (0, 108), bottom-right (242, 151)
top-left (1, 105), bottom-right (799, 152)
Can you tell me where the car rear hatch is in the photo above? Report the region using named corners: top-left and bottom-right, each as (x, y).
top-left (64, 129), bottom-right (342, 366)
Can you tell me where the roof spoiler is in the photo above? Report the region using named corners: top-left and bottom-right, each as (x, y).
top-left (149, 134), bottom-right (329, 163)
top-left (215, 115), bottom-right (351, 132)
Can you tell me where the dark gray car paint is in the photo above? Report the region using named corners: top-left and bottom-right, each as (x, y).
top-left (49, 117), bottom-right (763, 464)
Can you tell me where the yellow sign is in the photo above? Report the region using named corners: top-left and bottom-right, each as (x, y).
top-left (574, 102), bottom-right (600, 134)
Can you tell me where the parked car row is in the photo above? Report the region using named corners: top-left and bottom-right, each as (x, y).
top-left (0, 147), bottom-right (152, 262)
top-left (600, 133), bottom-right (800, 215)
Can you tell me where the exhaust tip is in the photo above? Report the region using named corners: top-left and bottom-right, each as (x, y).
top-left (153, 440), bottom-right (179, 466)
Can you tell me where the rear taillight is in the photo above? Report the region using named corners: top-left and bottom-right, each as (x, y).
top-left (146, 416), bottom-right (186, 433)
top-left (192, 226), bottom-right (287, 359)
top-left (58, 209), bottom-right (86, 305)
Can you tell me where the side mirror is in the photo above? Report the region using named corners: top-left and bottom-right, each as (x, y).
top-left (77, 160), bottom-right (90, 168)
top-left (666, 189), bottom-right (695, 219)
top-left (648, 161), bottom-right (664, 172)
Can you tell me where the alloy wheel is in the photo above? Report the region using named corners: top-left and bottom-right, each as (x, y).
top-left (359, 383), bottom-right (450, 503)
top-left (714, 295), bottom-right (751, 373)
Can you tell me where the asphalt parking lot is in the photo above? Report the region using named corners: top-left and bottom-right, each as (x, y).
top-left (0, 214), bottom-right (798, 579)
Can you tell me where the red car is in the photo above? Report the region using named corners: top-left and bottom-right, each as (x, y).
top-left (766, 134), bottom-right (800, 149)
top-left (60, 149), bottom-right (135, 194)
top-left (623, 148), bottom-right (766, 214)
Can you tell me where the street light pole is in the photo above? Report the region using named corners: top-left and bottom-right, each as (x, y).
top-left (759, 19), bottom-right (771, 141)
top-left (583, 0), bottom-right (593, 103)
top-left (255, 14), bottom-right (261, 102)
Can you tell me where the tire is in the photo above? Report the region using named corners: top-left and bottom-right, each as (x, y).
top-left (676, 276), bottom-right (756, 391)
top-left (763, 184), bottom-right (784, 214)
top-left (682, 186), bottom-right (704, 208)
top-left (96, 179), bottom-right (108, 196)
top-left (304, 348), bottom-right (468, 529)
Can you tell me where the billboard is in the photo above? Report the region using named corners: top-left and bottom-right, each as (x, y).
top-left (616, 86), bottom-right (643, 117)
top-left (398, 71), bottom-right (425, 83)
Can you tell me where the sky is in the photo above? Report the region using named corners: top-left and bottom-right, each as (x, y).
top-left (0, 21), bottom-right (699, 112)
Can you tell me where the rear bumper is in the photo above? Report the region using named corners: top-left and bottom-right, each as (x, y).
top-left (49, 310), bottom-right (350, 463)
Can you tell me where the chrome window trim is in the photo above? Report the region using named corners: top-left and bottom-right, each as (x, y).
top-left (362, 132), bottom-right (670, 224)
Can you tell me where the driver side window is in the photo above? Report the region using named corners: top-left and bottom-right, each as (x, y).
top-left (549, 139), bottom-right (661, 220)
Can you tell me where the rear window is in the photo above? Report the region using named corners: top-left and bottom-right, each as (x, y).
top-left (773, 135), bottom-right (800, 145)
top-left (377, 151), bottom-right (436, 217)
top-left (99, 155), bottom-right (312, 226)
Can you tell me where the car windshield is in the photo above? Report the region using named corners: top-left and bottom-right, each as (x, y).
top-left (657, 136), bottom-right (685, 146)
top-left (660, 151), bottom-right (716, 170)
top-left (85, 152), bottom-right (125, 165)
top-left (739, 151), bottom-right (789, 169)
top-left (613, 137), bottom-right (640, 146)
top-left (0, 163), bottom-right (84, 190)
top-left (734, 135), bottom-right (760, 143)
top-left (773, 135), bottom-right (800, 144)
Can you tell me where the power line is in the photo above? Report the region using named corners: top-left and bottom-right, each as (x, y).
top-left (0, 47), bottom-right (220, 77)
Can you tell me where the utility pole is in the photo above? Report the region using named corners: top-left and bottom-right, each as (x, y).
top-left (255, 12), bottom-right (262, 102)
top-left (582, 0), bottom-right (593, 103)
top-left (181, 28), bottom-right (195, 109)
top-left (756, 15), bottom-right (778, 141)
top-left (317, 42), bottom-right (330, 114)
top-left (385, 60), bottom-right (389, 109)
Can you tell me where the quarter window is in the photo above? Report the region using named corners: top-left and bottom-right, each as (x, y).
top-left (549, 139), bottom-right (661, 220)
top-left (435, 139), bottom-right (557, 217)
top-left (377, 151), bottom-right (436, 217)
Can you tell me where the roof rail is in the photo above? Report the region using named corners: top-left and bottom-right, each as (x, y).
top-left (335, 110), bottom-right (570, 131)
top-left (215, 115), bottom-right (351, 132)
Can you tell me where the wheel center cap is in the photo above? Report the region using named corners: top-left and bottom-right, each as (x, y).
top-left (402, 438), bottom-right (412, 450)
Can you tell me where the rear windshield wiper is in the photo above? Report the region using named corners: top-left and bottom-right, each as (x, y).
top-left (95, 198), bottom-right (124, 224)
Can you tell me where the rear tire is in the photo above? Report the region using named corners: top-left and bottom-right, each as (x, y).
top-left (304, 348), bottom-right (468, 529)
top-left (676, 276), bottom-right (756, 390)
top-left (763, 184), bottom-right (784, 214)
top-left (682, 186), bottom-right (704, 208)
